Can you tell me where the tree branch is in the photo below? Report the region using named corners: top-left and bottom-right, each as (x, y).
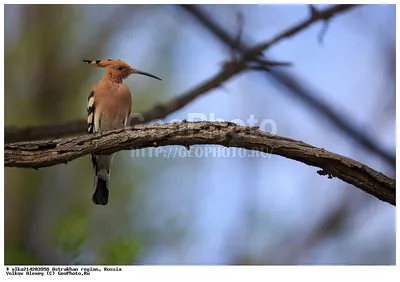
top-left (5, 121), bottom-right (395, 206)
top-left (4, 4), bottom-right (356, 144)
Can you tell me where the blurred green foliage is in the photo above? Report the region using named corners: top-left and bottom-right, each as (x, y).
top-left (52, 208), bottom-right (89, 260)
top-left (97, 237), bottom-right (142, 265)
top-left (5, 249), bottom-right (39, 265)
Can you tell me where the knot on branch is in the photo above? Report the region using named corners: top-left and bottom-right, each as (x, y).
top-left (221, 60), bottom-right (244, 72)
top-left (317, 169), bottom-right (335, 179)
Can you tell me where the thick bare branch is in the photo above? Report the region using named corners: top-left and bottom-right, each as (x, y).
top-left (4, 4), bottom-right (355, 144)
top-left (5, 121), bottom-right (395, 206)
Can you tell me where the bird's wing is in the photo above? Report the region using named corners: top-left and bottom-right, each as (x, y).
top-left (87, 83), bottom-right (97, 134)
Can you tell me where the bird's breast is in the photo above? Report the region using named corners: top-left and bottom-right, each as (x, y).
top-left (95, 83), bottom-right (132, 126)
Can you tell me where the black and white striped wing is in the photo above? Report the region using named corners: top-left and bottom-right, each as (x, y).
top-left (87, 88), bottom-right (96, 134)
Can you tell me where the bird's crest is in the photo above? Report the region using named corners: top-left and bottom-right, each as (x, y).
top-left (82, 59), bottom-right (128, 68)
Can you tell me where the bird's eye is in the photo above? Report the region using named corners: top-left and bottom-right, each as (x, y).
top-left (117, 66), bottom-right (124, 71)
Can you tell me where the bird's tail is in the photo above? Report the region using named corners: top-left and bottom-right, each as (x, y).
top-left (92, 154), bottom-right (115, 205)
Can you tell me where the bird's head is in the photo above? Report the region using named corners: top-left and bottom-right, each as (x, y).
top-left (83, 59), bottom-right (162, 82)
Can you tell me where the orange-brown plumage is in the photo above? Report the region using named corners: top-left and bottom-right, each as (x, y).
top-left (83, 59), bottom-right (161, 205)
top-left (89, 81), bottom-right (131, 132)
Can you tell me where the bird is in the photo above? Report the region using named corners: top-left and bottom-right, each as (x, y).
top-left (83, 59), bottom-right (162, 205)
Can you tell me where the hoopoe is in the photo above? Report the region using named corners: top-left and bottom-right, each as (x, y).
top-left (83, 59), bottom-right (161, 205)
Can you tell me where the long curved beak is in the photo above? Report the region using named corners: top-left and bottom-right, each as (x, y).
top-left (130, 69), bottom-right (162, 81)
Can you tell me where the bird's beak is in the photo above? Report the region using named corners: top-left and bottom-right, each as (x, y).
top-left (130, 69), bottom-right (162, 81)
